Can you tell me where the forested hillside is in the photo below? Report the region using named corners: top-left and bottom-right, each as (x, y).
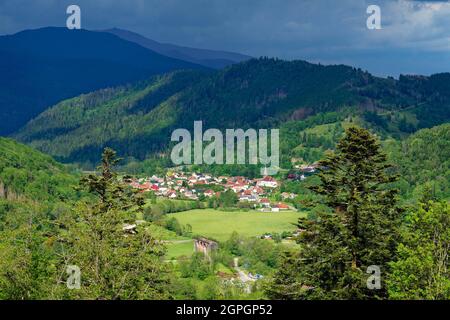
top-left (387, 123), bottom-right (450, 200)
top-left (278, 121), bottom-right (450, 201)
top-left (0, 137), bottom-right (79, 203)
top-left (15, 58), bottom-right (450, 167)
top-left (0, 138), bottom-right (80, 289)
top-left (15, 71), bottom-right (207, 165)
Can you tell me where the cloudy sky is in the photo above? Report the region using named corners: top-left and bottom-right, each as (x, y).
top-left (1, 0), bottom-right (449, 77)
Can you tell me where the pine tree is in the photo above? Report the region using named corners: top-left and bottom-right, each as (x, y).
top-left (264, 251), bottom-right (309, 300)
top-left (268, 127), bottom-right (403, 299)
top-left (57, 148), bottom-right (171, 299)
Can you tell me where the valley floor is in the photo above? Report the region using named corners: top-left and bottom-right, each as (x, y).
top-left (167, 209), bottom-right (303, 242)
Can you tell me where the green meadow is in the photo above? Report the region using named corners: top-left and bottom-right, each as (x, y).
top-left (166, 240), bottom-right (195, 260)
top-left (168, 209), bottom-right (304, 242)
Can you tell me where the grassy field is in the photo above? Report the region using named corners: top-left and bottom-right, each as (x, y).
top-left (166, 240), bottom-right (195, 260)
top-left (168, 209), bottom-right (304, 242)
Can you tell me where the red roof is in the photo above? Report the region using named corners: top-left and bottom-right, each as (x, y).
top-left (276, 203), bottom-right (289, 209)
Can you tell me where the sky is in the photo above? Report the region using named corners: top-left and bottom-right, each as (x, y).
top-left (0, 0), bottom-right (449, 77)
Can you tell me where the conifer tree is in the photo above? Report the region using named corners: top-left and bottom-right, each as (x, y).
top-left (268, 127), bottom-right (402, 299)
top-left (58, 148), bottom-right (171, 299)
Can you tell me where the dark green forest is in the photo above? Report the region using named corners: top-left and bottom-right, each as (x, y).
top-left (14, 58), bottom-right (450, 166)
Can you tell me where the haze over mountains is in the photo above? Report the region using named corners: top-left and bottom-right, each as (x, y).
top-left (104, 28), bottom-right (251, 69)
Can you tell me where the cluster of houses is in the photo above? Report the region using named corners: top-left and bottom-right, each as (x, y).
top-left (126, 171), bottom-right (297, 211)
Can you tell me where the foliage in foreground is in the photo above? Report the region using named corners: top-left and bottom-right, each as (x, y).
top-left (57, 148), bottom-right (171, 299)
top-left (0, 148), bottom-right (172, 299)
top-left (387, 201), bottom-right (450, 299)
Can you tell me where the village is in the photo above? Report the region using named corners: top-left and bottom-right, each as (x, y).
top-left (124, 169), bottom-right (310, 212)
top-left (122, 165), bottom-right (319, 289)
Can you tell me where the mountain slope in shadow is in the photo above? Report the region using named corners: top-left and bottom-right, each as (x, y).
top-left (0, 27), bottom-right (207, 135)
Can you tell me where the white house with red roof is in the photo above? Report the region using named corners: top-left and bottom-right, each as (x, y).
top-left (256, 176), bottom-right (278, 188)
top-left (274, 202), bottom-right (290, 210)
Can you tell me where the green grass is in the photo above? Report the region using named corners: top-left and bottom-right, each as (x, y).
top-left (166, 240), bottom-right (195, 259)
top-left (168, 209), bottom-right (304, 242)
top-left (144, 197), bottom-right (197, 208)
top-left (146, 223), bottom-right (188, 241)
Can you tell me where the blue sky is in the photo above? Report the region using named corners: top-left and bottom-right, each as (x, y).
top-left (1, 0), bottom-right (449, 77)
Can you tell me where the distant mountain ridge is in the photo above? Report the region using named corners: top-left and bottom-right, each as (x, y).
top-left (103, 28), bottom-right (252, 69)
top-left (0, 27), bottom-right (207, 135)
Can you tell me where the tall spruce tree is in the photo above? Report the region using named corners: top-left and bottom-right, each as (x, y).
top-left (267, 127), bottom-right (402, 299)
top-left (57, 148), bottom-right (171, 299)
